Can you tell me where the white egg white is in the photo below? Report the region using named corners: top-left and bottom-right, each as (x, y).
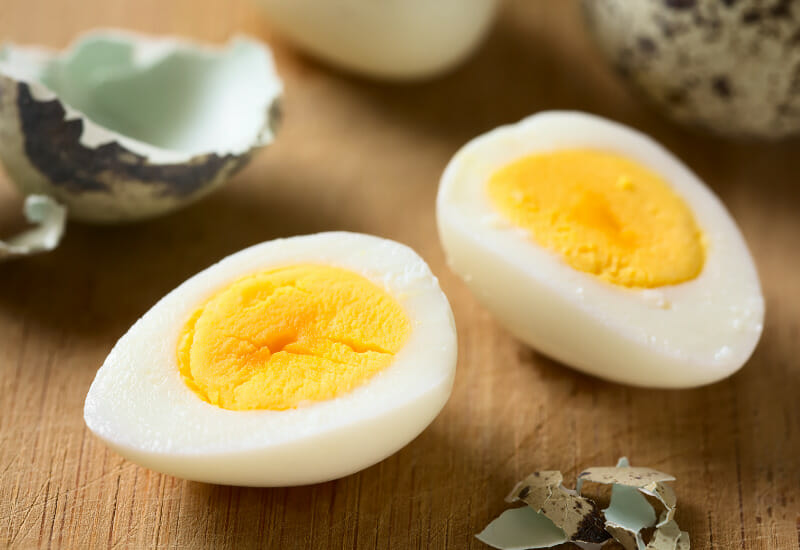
top-left (84, 232), bottom-right (457, 486)
top-left (437, 111), bottom-right (763, 388)
top-left (255, 0), bottom-right (498, 80)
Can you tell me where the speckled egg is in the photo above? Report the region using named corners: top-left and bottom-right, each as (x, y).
top-left (583, 0), bottom-right (800, 139)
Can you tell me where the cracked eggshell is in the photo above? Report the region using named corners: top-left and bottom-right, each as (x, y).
top-left (583, 0), bottom-right (800, 139)
top-left (255, 0), bottom-right (498, 80)
top-left (0, 195), bottom-right (66, 261)
top-left (0, 30), bottom-right (282, 223)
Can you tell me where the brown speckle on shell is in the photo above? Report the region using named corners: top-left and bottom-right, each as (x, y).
top-left (770, 0), bottom-right (792, 19)
top-left (664, 0), bottom-right (696, 10)
top-left (637, 36), bottom-right (658, 53)
top-left (16, 83), bottom-right (241, 198)
top-left (741, 8), bottom-right (763, 24)
top-left (572, 500), bottom-right (609, 543)
top-left (711, 76), bottom-right (732, 98)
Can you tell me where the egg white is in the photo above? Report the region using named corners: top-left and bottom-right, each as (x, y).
top-left (255, 0), bottom-right (498, 80)
top-left (84, 232), bottom-right (457, 486)
top-left (437, 111), bottom-right (763, 388)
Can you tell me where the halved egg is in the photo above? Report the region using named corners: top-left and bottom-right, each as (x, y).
top-left (84, 232), bottom-right (457, 486)
top-left (437, 111), bottom-right (763, 388)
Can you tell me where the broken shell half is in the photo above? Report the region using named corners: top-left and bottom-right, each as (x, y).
top-left (0, 30), bottom-right (282, 223)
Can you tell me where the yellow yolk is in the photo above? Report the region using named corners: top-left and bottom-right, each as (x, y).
top-left (487, 149), bottom-right (705, 288)
top-left (177, 264), bottom-right (411, 411)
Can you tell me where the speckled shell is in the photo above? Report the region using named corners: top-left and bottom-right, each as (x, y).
top-left (583, 0), bottom-right (800, 139)
top-left (0, 34), bottom-right (282, 224)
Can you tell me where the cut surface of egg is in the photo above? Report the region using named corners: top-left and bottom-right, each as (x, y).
top-left (84, 232), bottom-right (457, 486)
top-left (437, 111), bottom-right (763, 388)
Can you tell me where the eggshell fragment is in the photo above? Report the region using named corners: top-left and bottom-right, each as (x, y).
top-left (476, 507), bottom-right (568, 550)
top-left (506, 472), bottom-right (609, 545)
top-left (0, 30), bottom-right (282, 223)
top-left (478, 457), bottom-right (691, 550)
top-left (0, 195), bottom-right (65, 261)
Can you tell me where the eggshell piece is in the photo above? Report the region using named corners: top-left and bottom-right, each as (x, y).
top-left (0, 195), bottom-right (65, 261)
top-left (0, 31), bottom-right (282, 223)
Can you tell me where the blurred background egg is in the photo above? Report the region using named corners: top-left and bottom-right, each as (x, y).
top-left (583, 0), bottom-right (800, 139)
top-left (437, 111), bottom-right (764, 388)
top-left (84, 232), bottom-right (457, 486)
top-left (254, 0), bottom-right (498, 80)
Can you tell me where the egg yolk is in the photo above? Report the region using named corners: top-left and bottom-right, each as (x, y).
top-left (487, 149), bottom-right (705, 288)
top-left (177, 264), bottom-right (411, 411)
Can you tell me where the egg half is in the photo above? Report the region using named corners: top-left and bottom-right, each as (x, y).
top-left (437, 111), bottom-right (763, 388)
top-left (84, 232), bottom-right (457, 486)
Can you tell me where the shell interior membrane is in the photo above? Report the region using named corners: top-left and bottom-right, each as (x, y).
top-left (437, 111), bottom-right (764, 388)
top-left (84, 232), bottom-right (457, 486)
top-left (0, 31), bottom-right (282, 162)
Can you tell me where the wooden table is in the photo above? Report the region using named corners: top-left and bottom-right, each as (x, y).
top-left (1, 1), bottom-right (798, 548)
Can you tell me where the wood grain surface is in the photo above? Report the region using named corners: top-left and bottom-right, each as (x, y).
top-left (1, 1), bottom-right (798, 548)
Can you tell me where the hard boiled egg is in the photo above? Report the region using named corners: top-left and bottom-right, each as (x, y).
top-left (254, 0), bottom-right (498, 80)
top-left (84, 232), bottom-right (456, 486)
top-left (437, 111), bottom-right (763, 388)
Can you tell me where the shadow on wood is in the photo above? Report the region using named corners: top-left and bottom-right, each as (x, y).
top-left (0, 161), bottom-right (363, 349)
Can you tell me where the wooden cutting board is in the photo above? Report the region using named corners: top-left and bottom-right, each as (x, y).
top-left (1, 1), bottom-right (798, 548)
